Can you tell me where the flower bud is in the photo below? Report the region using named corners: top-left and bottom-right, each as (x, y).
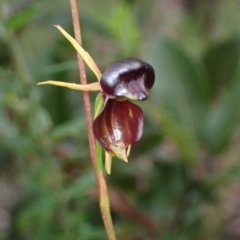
top-left (93, 98), bottom-right (143, 161)
top-left (100, 58), bottom-right (155, 100)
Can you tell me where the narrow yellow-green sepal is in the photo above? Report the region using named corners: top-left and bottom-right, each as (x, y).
top-left (54, 25), bottom-right (102, 81)
top-left (37, 80), bottom-right (101, 91)
top-left (105, 151), bottom-right (113, 174)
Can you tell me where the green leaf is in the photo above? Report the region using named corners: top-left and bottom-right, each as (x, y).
top-left (50, 118), bottom-right (86, 140)
top-left (149, 108), bottom-right (198, 163)
top-left (38, 61), bottom-right (78, 75)
top-left (148, 38), bottom-right (208, 147)
top-left (104, 2), bottom-right (140, 56)
top-left (205, 72), bottom-right (240, 153)
top-left (150, 38), bottom-right (210, 104)
top-left (28, 106), bottom-right (52, 137)
top-left (5, 7), bottom-right (38, 31)
top-left (65, 171), bottom-right (95, 200)
top-left (202, 39), bottom-right (240, 97)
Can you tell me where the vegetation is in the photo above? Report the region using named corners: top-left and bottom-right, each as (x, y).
top-left (1, 0), bottom-right (240, 239)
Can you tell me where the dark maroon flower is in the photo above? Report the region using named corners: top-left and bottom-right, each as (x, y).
top-left (38, 28), bottom-right (155, 173)
top-left (91, 58), bottom-right (155, 168)
top-left (93, 98), bottom-right (143, 161)
top-left (100, 58), bottom-right (155, 100)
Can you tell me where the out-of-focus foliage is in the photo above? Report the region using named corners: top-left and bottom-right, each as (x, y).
top-left (1, 0), bottom-right (240, 239)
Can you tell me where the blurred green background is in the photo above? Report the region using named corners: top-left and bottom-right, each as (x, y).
top-left (1, 0), bottom-right (240, 239)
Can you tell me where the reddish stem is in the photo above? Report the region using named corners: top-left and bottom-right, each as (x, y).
top-left (69, 0), bottom-right (97, 180)
top-left (69, 1), bottom-right (116, 239)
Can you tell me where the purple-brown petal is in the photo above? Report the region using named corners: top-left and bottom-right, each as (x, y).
top-left (100, 58), bottom-right (155, 100)
top-left (93, 99), bottom-right (143, 155)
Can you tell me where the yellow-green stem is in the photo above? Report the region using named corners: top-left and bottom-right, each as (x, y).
top-left (99, 171), bottom-right (116, 240)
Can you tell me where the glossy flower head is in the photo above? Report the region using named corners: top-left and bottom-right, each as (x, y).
top-left (100, 58), bottom-right (155, 100)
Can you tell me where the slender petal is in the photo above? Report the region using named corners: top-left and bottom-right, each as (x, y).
top-left (54, 25), bottom-right (102, 80)
top-left (37, 80), bottom-right (101, 91)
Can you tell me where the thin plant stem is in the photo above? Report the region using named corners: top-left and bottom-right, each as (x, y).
top-left (69, 0), bottom-right (117, 239)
